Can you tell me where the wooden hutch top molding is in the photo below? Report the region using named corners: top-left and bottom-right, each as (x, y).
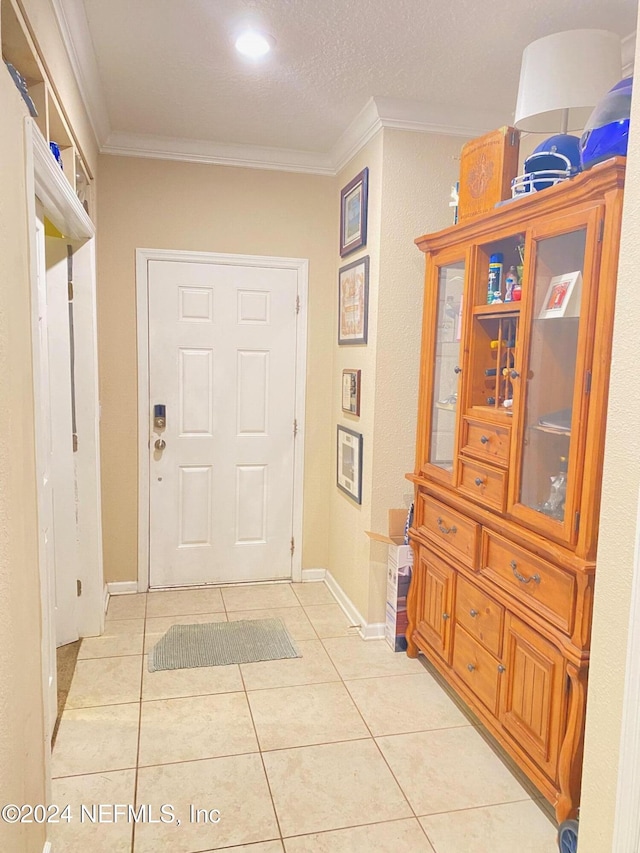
top-left (415, 157), bottom-right (626, 254)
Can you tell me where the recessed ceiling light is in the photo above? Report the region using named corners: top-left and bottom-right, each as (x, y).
top-left (235, 30), bottom-right (274, 59)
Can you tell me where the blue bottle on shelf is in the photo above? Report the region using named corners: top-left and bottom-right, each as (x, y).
top-left (487, 253), bottom-right (503, 303)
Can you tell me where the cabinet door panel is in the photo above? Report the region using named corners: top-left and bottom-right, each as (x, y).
top-left (417, 253), bottom-right (466, 485)
top-left (499, 614), bottom-right (566, 778)
top-left (414, 547), bottom-right (455, 664)
top-left (508, 206), bottom-right (604, 546)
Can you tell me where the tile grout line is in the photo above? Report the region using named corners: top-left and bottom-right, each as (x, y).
top-left (277, 814), bottom-right (433, 843)
top-left (131, 593), bottom-right (148, 853)
top-left (239, 657), bottom-right (285, 846)
top-left (332, 638), bottom-right (420, 830)
top-left (71, 587), bottom-right (553, 850)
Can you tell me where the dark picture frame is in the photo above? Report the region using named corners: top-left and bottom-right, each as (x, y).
top-left (336, 425), bottom-right (363, 504)
top-left (340, 167), bottom-right (368, 257)
top-left (342, 369), bottom-right (361, 416)
top-left (338, 255), bottom-right (369, 345)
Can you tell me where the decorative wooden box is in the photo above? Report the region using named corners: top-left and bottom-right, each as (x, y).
top-left (458, 126), bottom-right (520, 222)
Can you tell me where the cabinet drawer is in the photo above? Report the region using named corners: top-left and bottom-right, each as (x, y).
top-left (481, 531), bottom-right (575, 634)
top-left (455, 575), bottom-right (504, 657)
top-left (452, 624), bottom-right (502, 714)
top-left (416, 494), bottom-right (479, 569)
top-left (461, 418), bottom-right (510, 466)
top-left (457, 459), bottom-right (506, 512)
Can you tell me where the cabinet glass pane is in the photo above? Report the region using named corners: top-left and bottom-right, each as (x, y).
top-left (519, 229), bottom-right (586, 521)
top-left (429, 262), bottom-right (464, 472)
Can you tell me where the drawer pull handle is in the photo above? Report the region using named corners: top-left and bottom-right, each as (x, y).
top-left (436, 517), bottom-right (457, 535)
top-left (467, 663), bottom-right (476, 672)
top-left (469, 609), bottom-right (479, 618)
top-left (480, 435), bottom-right (489, 444)
top-left (511, 559), bottom-right (540, 585)
top-left (474, 477), bottom-right (484, 487)
top-left (498, 664), bottom-right (506, 674)
top-left (442, 612), bottom-right (450, 621)
top-left (454, 366), bottom-right (462, 374)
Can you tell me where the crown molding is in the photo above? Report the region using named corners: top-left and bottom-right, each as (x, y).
top-left (101, 131), bottom-right (336, 175)
top-left (51, 8), bottom-right (635, 177)
top-left (331, 98), bottom-right (383, 174)
top-left (50, 0), bottom-right (111, 147)
top-left (331, 96), bottom-right (508, 173)
top-left (103, 95), bottom-right (502, 177)
top-left (622, 31), bottom-right (636, 77)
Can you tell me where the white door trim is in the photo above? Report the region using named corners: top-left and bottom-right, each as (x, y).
top-left (136, 248), bottom-right (308, 592)
top-left (24, 117), bottom-right (103, 803)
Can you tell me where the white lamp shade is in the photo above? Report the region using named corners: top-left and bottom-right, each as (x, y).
top-left (515, 29), bottom-right (622, 133)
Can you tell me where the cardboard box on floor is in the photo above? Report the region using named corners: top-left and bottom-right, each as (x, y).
top-left (366, 509), bottom-right (413, 652)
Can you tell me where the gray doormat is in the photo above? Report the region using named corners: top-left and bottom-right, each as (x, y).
top-left (148, 618), bottom-right (300, 672)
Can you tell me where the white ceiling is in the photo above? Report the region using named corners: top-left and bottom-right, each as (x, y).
top-left (54, 0), bottom-right (638, 174)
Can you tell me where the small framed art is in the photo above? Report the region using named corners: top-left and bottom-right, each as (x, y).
top-left (538, 271), bottom-right (582, 319)
top-left (338, 255), bottom-right (369, 345)
top-left (340, 167), bottom-right (368, 256)
top-left (336, 425), bottom-right (363, 504)
top-left (342, 369), bottom-right (361, 415)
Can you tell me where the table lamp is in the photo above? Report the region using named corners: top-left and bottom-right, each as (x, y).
top-left (514, 29), bottom-right (622, 134)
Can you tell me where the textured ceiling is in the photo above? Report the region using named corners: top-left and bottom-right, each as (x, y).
top-left (81, 0), bottom-right (637, 153)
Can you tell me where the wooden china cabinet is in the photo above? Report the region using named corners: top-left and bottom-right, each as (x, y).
top-left (406, 158), bottom-right (625, 823)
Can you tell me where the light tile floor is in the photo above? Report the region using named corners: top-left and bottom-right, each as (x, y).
top-left (49, 582), bottom-right (558, 853)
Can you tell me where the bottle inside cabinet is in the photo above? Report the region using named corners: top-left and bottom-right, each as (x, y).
top-left (466, 234), bottom-right (525, 419)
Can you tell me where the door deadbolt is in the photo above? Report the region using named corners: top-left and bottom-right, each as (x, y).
top-left (154, 403), bottom-right (166, 430)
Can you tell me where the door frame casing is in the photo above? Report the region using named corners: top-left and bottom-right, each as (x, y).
top-left (136, 248), bottom-right (309, 592)
top-left (25, 117), bottom-right (104, 795)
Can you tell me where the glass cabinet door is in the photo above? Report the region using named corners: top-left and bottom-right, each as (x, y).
top-left (425, 260), bottom-right (465, 481)
top-left (510, 211), bottom-right (600, 543)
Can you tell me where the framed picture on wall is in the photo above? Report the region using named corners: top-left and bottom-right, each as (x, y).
top-left (342, 369), bottom-right (361, 415)
top-left (338, 255), bottom-right (369, 345)
top-left (336, 425), bottom-right (363, 504)
top-left (340, 167), bottom-right (369, 257)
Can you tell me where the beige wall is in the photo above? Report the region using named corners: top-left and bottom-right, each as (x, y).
top-left (328, 134), bottom-right (384, 619)
top-left (0, 70), bottom-right (47, 853)
top-left (328, 129), bottom-right (463, 623)
top-left (370, 129), bottom-right (466, 621)
top-left (577, 25), bottom-right (640, 851)
top-left (96, 154), bottom-right (335, 582)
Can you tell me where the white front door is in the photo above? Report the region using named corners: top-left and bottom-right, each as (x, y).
top-left (148, 258), bottom-right (299, 587)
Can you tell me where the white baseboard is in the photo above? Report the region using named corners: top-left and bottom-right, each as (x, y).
top-left (107, 581), bottom-right (139, 595)
top-left (301, 568), bottom-right (327, 582)
top-left (324, 571), bottom-right (385, 640)
top-left (360, 621), bottom-right (386, 640)
top-left (103, 583), bottom-right (109, 614)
